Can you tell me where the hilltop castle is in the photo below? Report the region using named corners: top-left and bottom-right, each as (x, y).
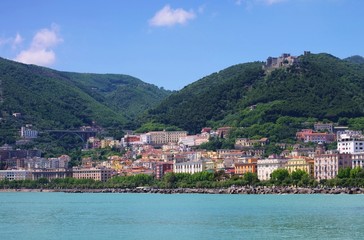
top-left (262, 51), bottom-right (310, 71)
top-left (263, 53), bottom-right (297, 71)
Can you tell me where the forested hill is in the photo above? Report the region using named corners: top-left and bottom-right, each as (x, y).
top-left (0, 57), bottom-right (170, 142)
top-left (145, 53), bottom-right (364, 135)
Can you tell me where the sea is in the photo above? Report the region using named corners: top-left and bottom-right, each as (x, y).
top-left (0, 192), bottom-right (363, 240)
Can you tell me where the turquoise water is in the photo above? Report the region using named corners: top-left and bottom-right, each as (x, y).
top-left (0, 193), bottom-right (363, 240)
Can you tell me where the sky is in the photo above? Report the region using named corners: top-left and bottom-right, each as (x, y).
top-left (0, 0), bottom-right (363, 90)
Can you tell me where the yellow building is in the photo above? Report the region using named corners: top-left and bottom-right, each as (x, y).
top-left (285, 157), bottom-right (314, 177)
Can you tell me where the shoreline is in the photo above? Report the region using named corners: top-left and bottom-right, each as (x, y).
top-left (1, 186), bottom-right (364, 194)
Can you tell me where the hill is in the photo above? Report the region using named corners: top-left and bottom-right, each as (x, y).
top-left (344, 55), bottom-right (364, 64)
top-left (145, 53), bottom-right (364, 140)
top-left (0, 57), bottom-right (170, 143)
top-left (62, 72), bottom-right (171, 119)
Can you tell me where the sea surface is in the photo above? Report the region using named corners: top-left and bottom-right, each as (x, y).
top-left (0, 192), bottom-right (363, 240)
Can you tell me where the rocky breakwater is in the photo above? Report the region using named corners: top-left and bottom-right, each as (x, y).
top-left (60, 186), bottom-right (364, 194)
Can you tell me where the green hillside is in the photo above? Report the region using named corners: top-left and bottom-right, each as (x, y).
top-left (0, 58), bottom-right (170, 144)
top-left (146, 53), bottom-right (364, 139)
top-left (344, 55), bottom-right (364, 64)
top-left (62, 72), bottom-right (171, 119)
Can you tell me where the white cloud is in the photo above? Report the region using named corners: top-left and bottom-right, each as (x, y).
top-left (0, 33), bottom-right (23, 48)
top-left (149, 5), bottom-right (196, 27)
top-left (12, 33), bottom-right (23, 48)
top-left (15, 24), bottom-right (63, 66)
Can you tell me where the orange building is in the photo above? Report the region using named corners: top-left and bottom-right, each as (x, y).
top-left (234, 158), bottom-right (258, 175)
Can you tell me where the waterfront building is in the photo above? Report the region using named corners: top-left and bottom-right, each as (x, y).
top-left (155, 162), bottom-right (173, 179)
top-left (257, 155), bottom-right (288, 181)
top-left (0, 170), bottom-right (32, 180)
top-left (72, 167), bottom-right (113, 182)
top-left (32, 169), bottom-right (71, 181)
top-left (314, 150), bottom-right (352, 180)
top-left (285, 157), bottom-right (314, 177)
top-left (351, 153), bottom-right (364, 168)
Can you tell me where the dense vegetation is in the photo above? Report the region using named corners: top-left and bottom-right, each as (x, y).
top-left (145, 53), bottom-right (364, 142)
top-left (0, 58), bottom-right (170, 145)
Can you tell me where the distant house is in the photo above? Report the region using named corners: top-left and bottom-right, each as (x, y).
top-left (235, 138), bottom-right (269, 149)
top-left (20, 126), bottom-right (38, 139)
top-left (296, 129), bottom-right (335, 143)
top-left (12, 113), bottom-right (21, 118)
top-left (216, 127), bottom-right (232, 138)
top-left (314, 122), bottom-right (334, 133)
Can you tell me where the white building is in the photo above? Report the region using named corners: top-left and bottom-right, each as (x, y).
top-left (0, 170), bottom-right (32, 180)
top-left (179, 136), bottom-right (195, 146)
top-left (351, 153), bottom-right (364, 168)
top-left (337, 131), bottom-right (364, 154)
top-left (173, 160), bottom-right (206, 174)
top-left (142, 131), bottom-right (188, 145)
top-left (20, 126), bottom-right (38, 139)
top-left (257, 156), bottom-right (288, 181)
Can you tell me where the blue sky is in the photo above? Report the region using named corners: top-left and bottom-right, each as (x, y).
top-left (0, 0), bottom-right (363, 90)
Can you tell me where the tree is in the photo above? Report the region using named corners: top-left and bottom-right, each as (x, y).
top-left (350, 167), bottom-right (362, 179)
top-left (270, 169), bottom-right (290, 185)
top-left (337, 167), bottom-right (351, 179)
top-left (291, 169), bottom-right (309, 186)
top-left (243, 172), bottom-right (259, 185)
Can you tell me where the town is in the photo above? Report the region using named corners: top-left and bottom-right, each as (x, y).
top-left (0, 121), bottom-right (363, 188)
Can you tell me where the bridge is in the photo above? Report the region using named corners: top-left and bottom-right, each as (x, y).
top-left (43, 130), bottom-right (97, 143)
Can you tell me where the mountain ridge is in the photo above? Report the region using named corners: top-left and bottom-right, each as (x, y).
top-left (0, 57), bottom-right (171, 143)
top-left (145, 53), bottom-right (364, 138)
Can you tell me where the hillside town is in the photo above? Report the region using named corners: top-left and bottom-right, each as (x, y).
top-left (1, 121), bottom-right (363, 185)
